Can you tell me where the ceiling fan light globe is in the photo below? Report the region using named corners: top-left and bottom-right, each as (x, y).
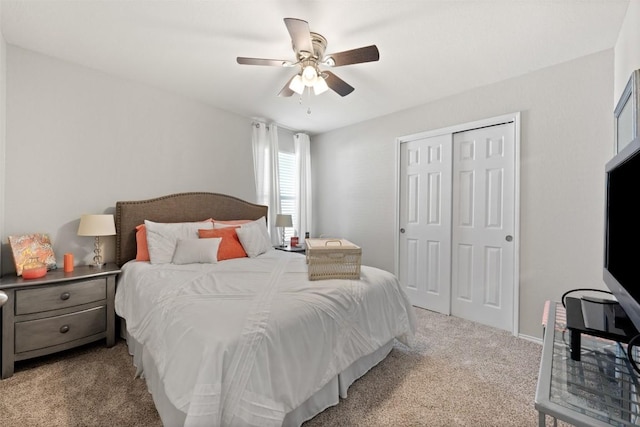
top-left (289, 75), bottom-right (305, 94)
top-left (313, 77), bottom-right (329, 95)
top-left (302, 65), bottom-right (317, 86)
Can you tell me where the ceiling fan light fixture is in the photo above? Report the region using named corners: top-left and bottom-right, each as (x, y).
top-left (313, 76), bottom-right (329, 95)
top-left (289, 74), bottom-right (305, 94)
top-left (301, 64), bottom-right (317, 86)
top-left (237, 18), bottom-right (379, 98)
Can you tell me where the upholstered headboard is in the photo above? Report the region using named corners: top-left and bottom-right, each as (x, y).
top-left (115, 192), bottom-right (268, 266)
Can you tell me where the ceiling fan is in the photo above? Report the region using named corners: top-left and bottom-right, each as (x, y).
top-left (236, 18), bottom-right (380, 97)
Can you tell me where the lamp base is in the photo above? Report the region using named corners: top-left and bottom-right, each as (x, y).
top-left (280, 228), bottom-right (287, 248)
top-left (90, 263), bottom-right (106, 268)
top-left (91, 236), bottom-right (105, 268)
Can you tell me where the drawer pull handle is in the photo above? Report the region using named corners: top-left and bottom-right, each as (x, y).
top-left (60, 292), bottom-right (71, 301)
top-left (59, 325), bottom-right (70, 334)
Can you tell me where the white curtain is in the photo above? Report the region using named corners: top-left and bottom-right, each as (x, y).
top-left (252, 122), bottom-right (281, 245)
top-left (294, 133), bottom-right (312, 239)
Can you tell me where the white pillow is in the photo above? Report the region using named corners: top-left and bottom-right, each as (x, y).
top-left (172, 238), bottom-right (221, 264)
top-left (144, 220), bottom-right (214, 264)
top-left (236, 217), bottom-right (272, 257)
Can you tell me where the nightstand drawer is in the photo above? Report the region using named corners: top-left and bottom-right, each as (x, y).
top-left (14, 306), bottom-right (106, 354)
top-left (15, 279), bottom-right (106, 315)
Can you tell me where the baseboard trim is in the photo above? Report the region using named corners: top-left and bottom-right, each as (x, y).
top-left (518, 333), bottom-right (542, 345)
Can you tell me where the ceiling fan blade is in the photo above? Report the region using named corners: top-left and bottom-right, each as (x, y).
top-left (324, 45), bottom-right (380, 67)
top-left (323, 71), bottom-right (355, 97)
top-left (237, 57), bottom-right (292, 67)
top-left (278, 75), bottom-right (296, 97)
top-left (284, 18), bottom-right (314, 57)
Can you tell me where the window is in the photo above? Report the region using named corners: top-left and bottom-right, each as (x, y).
top-left (278, 151), bottom-right (297, 241)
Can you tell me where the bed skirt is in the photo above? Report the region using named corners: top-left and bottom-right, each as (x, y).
top-left (124, 330), bottom-right (394, 426)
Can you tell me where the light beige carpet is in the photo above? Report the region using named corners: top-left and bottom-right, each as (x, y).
top-left (0, 308), bottom-right (546, 426)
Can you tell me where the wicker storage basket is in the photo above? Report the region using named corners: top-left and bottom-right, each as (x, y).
top-left (305, 238), bottom-right (361, 281)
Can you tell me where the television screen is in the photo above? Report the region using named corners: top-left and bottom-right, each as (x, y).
top-left (604, 136), bottom-right (640, 332)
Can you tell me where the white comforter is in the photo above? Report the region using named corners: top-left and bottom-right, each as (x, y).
top-left (115, 249), bottom-right (416, 426)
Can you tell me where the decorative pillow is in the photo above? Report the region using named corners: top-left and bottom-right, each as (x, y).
top-left (236, 217), bottom-right (272, 258)
top-left (171, 238), bottom-right (221, 265)
top-left (145, 220), bottom-right (214, 264)
top-left (213, 219), bottom-right (253, 229)
top-left (135, 218), bottom-right (214, 262)
top-left (135, 224), bottom-right (150, 261)
top-left (199, 227), bottom-right (247, 261)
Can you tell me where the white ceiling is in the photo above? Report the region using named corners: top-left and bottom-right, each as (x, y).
top-left (0, 0), bottom-right (630, 135)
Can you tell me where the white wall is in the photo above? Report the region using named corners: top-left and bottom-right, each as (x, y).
top-left (2, 46), bottom-right (255, 273)
top-left (312, 50), bottom-right (613, 339)
top-left (614, 0), bottom-right (640, 105)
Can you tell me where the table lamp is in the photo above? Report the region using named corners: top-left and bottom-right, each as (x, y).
top-left (275, 214), bottom-right (293, 247)
top-left (77, 214), bottom-right (116, 268)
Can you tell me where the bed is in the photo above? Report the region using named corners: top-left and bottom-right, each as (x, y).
top-left (114, 192), bottom-right (416, 426)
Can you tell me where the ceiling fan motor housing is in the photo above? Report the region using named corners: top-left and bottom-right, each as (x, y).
top-left (309, 32), bottom-right (327, 60)
top-left (294, 32), bottom-right (327, 70)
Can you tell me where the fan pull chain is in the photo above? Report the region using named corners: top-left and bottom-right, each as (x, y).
top-left (296, 87), bottom-right (313, 115)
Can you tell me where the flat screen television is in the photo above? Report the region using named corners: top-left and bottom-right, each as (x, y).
top-left (604, 135), bottom-right (640, 333)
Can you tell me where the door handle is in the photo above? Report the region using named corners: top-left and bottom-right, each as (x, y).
top-left (505, 235), bottom-right (513, 242)
top-left (400, 228), bottom-right (405, 233)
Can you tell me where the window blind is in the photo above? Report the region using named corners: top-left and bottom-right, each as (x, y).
top-left (278, 151), bottom-right (297, 241)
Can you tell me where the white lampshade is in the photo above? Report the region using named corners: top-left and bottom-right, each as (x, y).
top-left (77, 214), bottom-right (116, 236)
top-left (313, 76), bottom-right (329, 95)
top-left (289, 75), bottom-right (305, 95)
top-left (275, 214), bottom-right (293, 228)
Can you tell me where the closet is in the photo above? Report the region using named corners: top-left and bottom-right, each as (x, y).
top-left (397, 114), bottom-right (519, 332)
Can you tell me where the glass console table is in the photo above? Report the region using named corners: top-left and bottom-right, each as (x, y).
top-left (536, 302), bottom-right (640, 426)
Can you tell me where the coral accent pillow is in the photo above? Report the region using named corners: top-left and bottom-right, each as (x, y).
top-left (135, 224), bottom-right (150, 261)
top-left (199, 227), bottom-right (247, 261)
top-left (213, 219), bottom-right (253, 228)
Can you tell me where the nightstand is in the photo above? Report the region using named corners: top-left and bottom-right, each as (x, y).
top-left (275, 245), bottom-right (306, 254)
top-left (0, 264), bottom-right (120, 379)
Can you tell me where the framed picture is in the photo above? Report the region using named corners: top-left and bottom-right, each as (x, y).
top-left (614, 69), bottom-right (640, 153)
top-left (8, 233), bottom-right (57, 276)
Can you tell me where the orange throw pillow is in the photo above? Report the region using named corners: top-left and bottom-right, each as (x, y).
top-left (213, 219), bottom-right (252, 226)
top-left (199, 227), bottom-right (247, 261)
top-left (135, 224), bottom-right (150, 261)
